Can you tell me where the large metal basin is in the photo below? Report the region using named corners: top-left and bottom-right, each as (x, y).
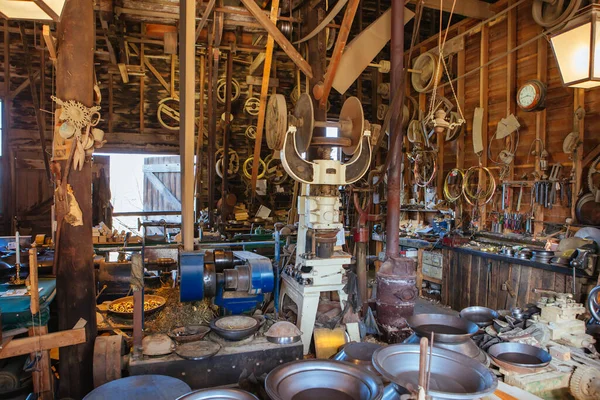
top-left (266, 359), bottom-right (384, 400)
top-left (487, 342), bottom-right (551, 370)
top-left (177, 388), bottom-right (258, 400)
top-left (459, 306), bottom-right (499, 328)
top-left (406, 314), bottom-right (478, 343)
top-left (333, 342), bottom-right (383, 376)
top-left (373, 344), bottom-right (497, 400)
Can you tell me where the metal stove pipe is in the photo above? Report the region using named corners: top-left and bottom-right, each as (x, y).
top-left (385, 0), bottom-right (405, 258)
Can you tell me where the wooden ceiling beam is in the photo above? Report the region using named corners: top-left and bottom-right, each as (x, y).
top-left (409, 0), bottom-right (495, 20)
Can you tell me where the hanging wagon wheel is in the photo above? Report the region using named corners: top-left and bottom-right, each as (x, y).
top-left (266, 94), bottom-right (288, 150)
top-left (532, 0), bottom-right (582, 28)
top-left (245, 125), bottom-right (257, 140)
top-left (157, 97), bottom-right (181, 131)
top-left (244, 97), bottom-right (261, 116)
top-left (93, 335), bottom-right (126, 388)
top-left (242, 157), bottom-right (266, 180)
top-left (216, 78), bottom-right (241, 104)
top-left (411, 52), bottom-right (441, 93)
top-left (588, 155), bottom-right (600, 198)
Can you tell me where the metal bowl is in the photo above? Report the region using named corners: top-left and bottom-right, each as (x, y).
top-left (210, 316), bottom-right (261, 341)
top-left (487, 342), bottom-right (551, 370)
top-left (169, 325), bottom-right (211, 343)
top-left (406, 314), bottom-right (479, 343)
top-left (459, 306), bottom-right (499, 328)
top-left (177, 388), bottom-right (258, 400)
top-left (265, 359), bottom-right (384, 400)
top-left (333, 342), bottom-right (383, 375)
top-left (265, 321), bottom-right (302, 344)
top-left (373, 344), bottom-right (498, 400)
top-left (107, 295), bottom-right (166, 319)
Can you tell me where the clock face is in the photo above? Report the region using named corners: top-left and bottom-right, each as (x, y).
top-left (518, 84), bottom-right (537, 107)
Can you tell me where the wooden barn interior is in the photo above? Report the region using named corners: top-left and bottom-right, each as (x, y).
top-left (2, 0), bottom-right (600, 399)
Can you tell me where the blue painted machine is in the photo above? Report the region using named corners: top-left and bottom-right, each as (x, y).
top-left (179, 249), bottom-right (274, 314)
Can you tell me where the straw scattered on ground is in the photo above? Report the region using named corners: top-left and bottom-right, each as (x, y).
top-left (145, 287), bottom-right (216, 333)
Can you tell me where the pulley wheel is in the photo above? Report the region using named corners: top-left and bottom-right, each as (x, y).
top-left (532, 0), bottom-right (581, 28)
top-left (445, 112), bottom-right (464, 142)
top-left (411, 52), bottom-right (441, 93)
top-left (244, 97), bottom-right (261, 116)
top-left (339, 96), bottom-right (364, 155)
top-left (266, 94), bottom-right (288, 150)
top-left (93, 335), bottom-right (125, 388)
top-left (157, 97), bottom-right (181, 131)
top-left (293, 93), bottom-right (314, 153)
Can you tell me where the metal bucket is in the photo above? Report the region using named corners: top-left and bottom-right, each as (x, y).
top-left (266, 359), bottom-right (384, 400)
top-left (373, 344), bottom-right (497, 400)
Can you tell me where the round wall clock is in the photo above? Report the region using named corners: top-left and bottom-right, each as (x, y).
top-left (516, 79), bottom-right (547, 112)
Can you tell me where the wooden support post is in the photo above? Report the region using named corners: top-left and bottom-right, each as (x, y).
top-left (250, 0), bottom-right (279, 194)
top-left (315, 0), bottom-right (360, 108)
top-left (195, 55), bottom-right (206, 219)
top-left (456, 26), bottom-right (465, 170)
top-left (221, 52), bottom-right (233, 209)
top-left (573, 88), bottom-right (585, 220)
top-left (506, 0), bottom-right (516, 193)
top-left (19, 24), bottom-right (51, 183)
top-left (139, 40), bottom-right (145, 134)
top-left (42, 25), bottom-right (57, 61)
top-left (195, 0), bottom-right (217, 42)
top-left (180, 0), bottom-right (196, 251)
top-left (108, 73), bottom-right (114, 134)
top-left (479, 25), bottom-right (489, 231)
top-left (534, 33), bottom-right (548, 233)
top-left (1, 20), bottom-right (10, 235)
top-left (55, 0), bottom-right (97, 397)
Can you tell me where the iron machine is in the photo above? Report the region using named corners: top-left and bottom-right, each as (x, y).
top-left (179, 249), bottom-right (274, 314)
top-left (267, 93), bottom-right (373, 353)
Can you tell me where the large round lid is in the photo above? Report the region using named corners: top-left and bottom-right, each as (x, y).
top-left (406, 313), bottom-right (478, 343)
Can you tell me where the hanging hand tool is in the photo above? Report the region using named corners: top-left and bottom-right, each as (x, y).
top-left (516, 184), bottom-right (524, 211)
top-left (548, 163), bottom-right (562, 209)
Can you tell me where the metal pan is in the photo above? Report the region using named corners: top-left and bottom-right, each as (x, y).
top-left (373, 344), bottom-right (498, 400)
top-left (333, 342), bottom-right (383, 375)
top-left (177, 388), bottom-right (258, 400)
top-left (266, 359), bottom-right (384, 400)
top-left (209, 316), bottom-right (262, 341)
top-left (107, 295), bottom-right (166, 319)
top-left (487, 342), bottom-right (551, 370)
top-left (406, 314), bottom-right (478, 343)
top-left (459, 306), bottom-right (499, 328)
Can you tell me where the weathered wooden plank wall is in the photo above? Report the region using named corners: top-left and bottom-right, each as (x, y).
top-left (442, 249), bottom-right (593, 311)
top-left (409, 1), bottom-right (600, 229)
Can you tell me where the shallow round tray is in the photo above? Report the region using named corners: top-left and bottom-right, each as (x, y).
top-left (176, 340), bottom-right (221, 360)
top-left (406, 314), bottom-right (479, 343)
top-left (373, 344), bottom-right (497, 400)
top-left (459, 306), bottom-right (499, 328)
top-left (169, 325), bottom-right (211, 343)
top-left (107, 295), bottom-right (166, 319)
top-left (266, 359), bottom-right (384, 400)
top-left (177, 388), bottom-right (258, 400)
top-left (487, 342), bottom-right (551, 370)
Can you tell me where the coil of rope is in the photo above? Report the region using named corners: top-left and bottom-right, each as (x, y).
top-left (444, 168), bottom-right (465, 202)
top-left (462, 166), bottom-right (496, 206)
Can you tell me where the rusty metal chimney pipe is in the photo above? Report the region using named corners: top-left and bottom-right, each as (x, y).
top-left (385, 0), bottom-right (405, 258)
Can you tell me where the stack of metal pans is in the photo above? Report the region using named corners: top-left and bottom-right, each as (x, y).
top-left (405, 314), bottom-right (489, 366)
top-left (531, 250), bottom-right (554, 263)
top-left (373, 345), bottom-right (498, 400)
top-left (333, 342), bottom-right (383, 376)
top-left (265, 359), bottom-right (384, 400)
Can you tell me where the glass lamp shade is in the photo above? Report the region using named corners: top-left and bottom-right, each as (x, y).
top-left (0, 0), bottom-right (65, 22)
top-left (551, 5), bottom-right (600, 89)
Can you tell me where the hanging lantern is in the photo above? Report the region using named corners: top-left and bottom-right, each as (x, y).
top-left (0, 0), bottom-right (66, 22)
top-left (550, 4), bottom-right (600, 89)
